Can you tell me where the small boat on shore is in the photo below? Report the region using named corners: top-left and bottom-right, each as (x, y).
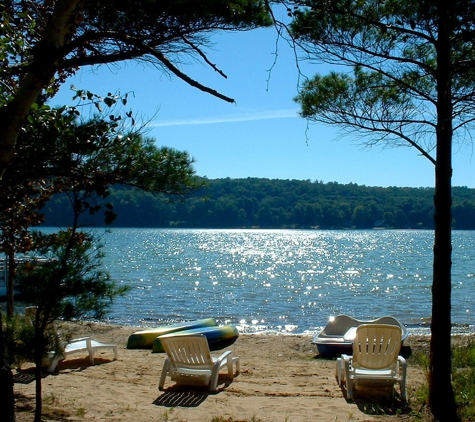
top-left (152, 324), bottom-right (239, 353)
top-left (312, 314), bottom-right (409, 357)
top-left (127, 318), bottom-right (218, 349)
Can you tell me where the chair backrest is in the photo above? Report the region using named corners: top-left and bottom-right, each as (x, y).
top-left (25, 306), bottom-right (38, 323)
top-left (25, 306), bottom-right (51, 332)
top-left (161, 334), bottom-right (213, 370)
top-left (25, 306), bottom-right (63, 346)
top-left (352, 324), bottom-right (402, 370)
top-left (25, 306), bottom-right (53, 329)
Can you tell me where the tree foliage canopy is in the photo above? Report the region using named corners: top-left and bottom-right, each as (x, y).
top-left (0, 96), bottom-right (201, 259)
top-left (0, 0), bottom-right (273, 175)
top-left (291, 0), bottom-right (475, 163)
top-left (16, 229), bottom-right (128, 321)
top-left (1, 0), bottom-right (272, 96)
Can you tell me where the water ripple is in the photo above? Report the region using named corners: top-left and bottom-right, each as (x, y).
top-left (86, 228), bottom-right (475, 335)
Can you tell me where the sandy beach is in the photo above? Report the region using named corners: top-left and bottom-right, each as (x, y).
top-left (13, 323), bottom-right (428, 422)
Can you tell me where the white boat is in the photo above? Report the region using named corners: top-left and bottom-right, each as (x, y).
top-left (312, 314), bottom-right (409, 357)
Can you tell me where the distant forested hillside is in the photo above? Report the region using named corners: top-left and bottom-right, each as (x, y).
top-left (41, 178), bottom-right (475, 229)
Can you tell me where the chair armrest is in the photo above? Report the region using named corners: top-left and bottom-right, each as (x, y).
top-left (70, 337), bottom-right (91, 343)
top-left (214, 350), bottom-right (232, 364)
top-left (341, 354), bottom-right (351, 365)
top-left (397, 355), bottom-right (408, 400)
top-left (397, 355), bottom-right (407, 375)
top-left (341, 354), bottom-right (352, 385)
top-left (341, 353), bottom-right (355, 399)
top-left (397, 355), bottom-right (407, 366)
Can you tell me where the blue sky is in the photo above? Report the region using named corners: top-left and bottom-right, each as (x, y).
top-left (52, 26), bottom-right (474, 189)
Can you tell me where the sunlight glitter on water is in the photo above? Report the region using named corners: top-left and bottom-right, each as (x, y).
top-left (54, 228), bottom-right (475, 335)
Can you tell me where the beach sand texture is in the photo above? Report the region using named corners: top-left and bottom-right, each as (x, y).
top-left (13, 323), bottom-right (428, 422)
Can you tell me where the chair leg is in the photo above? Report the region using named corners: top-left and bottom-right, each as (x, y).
top-left (343, 357), bottom-right (353, 399)
top-left (399, 357), bottom-right (407, 400)
top-left (210, 363), bottom-right (221, 391)
top-left (48, 354), bottom-right (63, 372)
top-left (158, 359), bottom-right (170, 390)
top-left (233, 356), bottom-right (240, 374)
top-left (335, 358), bottom-right (343, 384)
top-left (399, 378), bottom-right (406, 400)
top-left (346, 379), bottom-right (354, 399)
top-left (86, 338), bottom-right (94, 364)
top-left (226, 354), bottom-right (234, 376)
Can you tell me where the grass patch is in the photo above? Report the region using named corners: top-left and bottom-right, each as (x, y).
top-left (452, 338), bottom-right (475, 421)
top-left (410, 336), bottom-right (475, 421)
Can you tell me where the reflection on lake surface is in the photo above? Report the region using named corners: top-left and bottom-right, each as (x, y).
top-left (91, 229), bottom-right (475, 335)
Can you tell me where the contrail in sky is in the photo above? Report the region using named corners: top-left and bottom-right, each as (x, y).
top-left (151, 109), bottom-right (299, 127)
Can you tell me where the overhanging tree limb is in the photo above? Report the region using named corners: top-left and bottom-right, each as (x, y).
top-left (59, 30), bottom-right (236, 102)
top-left (142, 46), bottom-right (236, 103)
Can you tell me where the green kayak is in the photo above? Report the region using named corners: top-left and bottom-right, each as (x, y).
top-left (152, 324), bottom-right (239, 353)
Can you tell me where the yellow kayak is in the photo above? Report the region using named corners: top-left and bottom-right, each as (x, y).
top-left (126, 318), bottom-right (217, 349)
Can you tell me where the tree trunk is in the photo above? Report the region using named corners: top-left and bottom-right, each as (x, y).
top-left (34, 347), bottom-right (43, 422)
top-left (0, 313), bottom-right (16, 421)
top-left (430, 133), bottom-right (458, 421)
top-left (6, 245), bottom-right (15, 317)
top-left (429, 3), bottom-right (459, 420)
top-left (32, 310), bottom-right (49, 422)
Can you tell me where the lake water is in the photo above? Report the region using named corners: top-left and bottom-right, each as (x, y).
top-left (94, 228), bottom-right (475, 336)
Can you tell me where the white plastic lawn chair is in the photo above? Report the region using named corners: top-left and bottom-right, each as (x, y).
top-left (158, 333), bottom-right (240, 391)
top-left (25, 307), bottom-right (118, 372)
top-left (335, 324), bottom-right (407, 400)
top-left (47, 336), bottom-right (118, 372)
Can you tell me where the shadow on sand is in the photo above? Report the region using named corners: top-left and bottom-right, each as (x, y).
top-left (153, 376), bottom-right (236, 408)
